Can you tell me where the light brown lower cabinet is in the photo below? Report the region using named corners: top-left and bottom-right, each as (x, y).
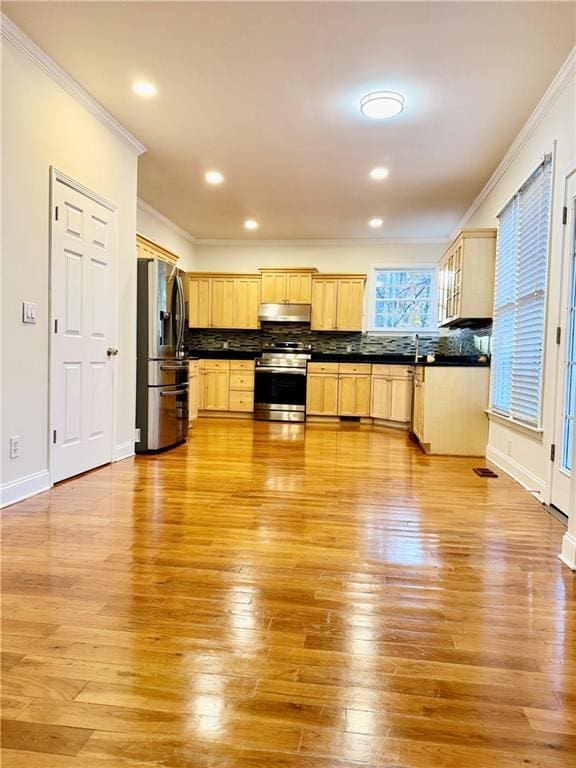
top-left (306, 373), bottom-right (339, 415)
top-left (307, 362), bottom-right (371, 417)
top-left (188, 361), bottom-right (199, 423)
top-left (198, 359), bottom-right (254, 414)
top-left (413, 366), bottom-right (489, 456)
top-left (202, 368), bottom-right (230, 411)
top-left (371, 365), bottom-right (413, 424)
top-left (337, 375), bottom-right (371, 416)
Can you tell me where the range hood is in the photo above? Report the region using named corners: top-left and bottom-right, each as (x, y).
top-left (258, 303), bottom-right (311, 324)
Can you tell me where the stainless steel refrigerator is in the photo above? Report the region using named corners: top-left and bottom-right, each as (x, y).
top-left (136, 258), bottom-right (188, 453)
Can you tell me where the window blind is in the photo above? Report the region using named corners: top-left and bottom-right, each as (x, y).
top-left (490, 156), bottom-right (552, 427)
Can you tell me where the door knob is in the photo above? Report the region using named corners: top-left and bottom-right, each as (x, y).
top-left (107, 348), bottom-right (119, 356)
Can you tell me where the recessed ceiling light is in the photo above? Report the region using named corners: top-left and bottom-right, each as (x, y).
top-left (370, 167), bottom-right (389, 181)
top-left (205, 170), bottom-right (224, 185)
top-left (369, 218), bottom-right (384, 229)
top-left (244, 219), bottom-right (259, 230)
top-left (133, 81), bottom-right (157, 97)
top-left (360, 91), bottom-right (405, 119)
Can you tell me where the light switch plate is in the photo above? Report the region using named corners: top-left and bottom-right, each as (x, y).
top-left (22, 301), bottom-right (37, 324)
top-left (10, 436), bottom-right (20, 459)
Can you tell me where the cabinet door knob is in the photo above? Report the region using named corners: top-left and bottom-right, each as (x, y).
top-left (107, 347), bottom-right (119, 357)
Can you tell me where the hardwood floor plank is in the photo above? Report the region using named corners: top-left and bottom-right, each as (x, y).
top-left (2, 419), bottom-right (574, 767)
top-left (0, 719), bottom-right (93, 756)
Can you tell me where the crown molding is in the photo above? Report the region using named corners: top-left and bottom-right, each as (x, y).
top-left (194, 237), bottom-right (448, 247)
top-left (1, 13), bottom-right (146, 156)
top-left (452, 45), bottom-right (576, 238)
top-left (137, 198), bottom-right (197, 244)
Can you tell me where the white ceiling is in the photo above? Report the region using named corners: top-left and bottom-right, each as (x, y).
top-left (4, 1), bottom-right (575, 240)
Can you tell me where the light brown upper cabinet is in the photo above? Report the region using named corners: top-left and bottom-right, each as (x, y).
top-left (211, 278), bottom-right (236, 329)
top-left (311, 275), bottom-right (366, 332)
top-left (187, 274), bottom-right (261, 329)
top-left (437, 229), bottom-right (497, 327)
top-left (234, 278), bottom-right (261, 329)
top-left (260, 268), bottom-right (318, 304)
top-left (188, 277), bottom-right (211, 328)
top-left (136, 234), bottom-right (179, 266)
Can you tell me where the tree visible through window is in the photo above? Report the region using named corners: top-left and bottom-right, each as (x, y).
top-left (372, 268), bottom-right (434, 330)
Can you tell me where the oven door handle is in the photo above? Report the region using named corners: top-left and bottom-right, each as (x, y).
top-left (255, 367), bottom-right (306, 375)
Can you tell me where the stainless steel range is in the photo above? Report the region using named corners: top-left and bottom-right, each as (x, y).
top-left (254, 341), bottom-right (312, 422)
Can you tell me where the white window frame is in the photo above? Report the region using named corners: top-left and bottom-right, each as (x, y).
top-left (488, 153), bottom-right (553, 431)
top-left (366, 264), bottom-right (438, 335)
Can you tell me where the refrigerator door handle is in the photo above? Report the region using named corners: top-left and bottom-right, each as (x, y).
top-left (160, 387), bottom-right (188, 397)
top-left (175, 274), bottom-right (186, 353)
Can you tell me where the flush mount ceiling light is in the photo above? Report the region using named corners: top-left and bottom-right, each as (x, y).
top-left (370, 167), bottom-right (389, 181)
top-left (132, 81), bottom-right (157, 97)
top-left (205, 170), bottom-right (224, 185)
top-left (369, 217), bottom-right (384, 229)
top-left (360, 91), bottom-right (405, 119)
top-left (244, 219), bottom-right (259, 230)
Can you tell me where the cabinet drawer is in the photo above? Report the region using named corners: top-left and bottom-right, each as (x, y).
top-left (202, 359), bottom-right (230, 371)
top-left (308, 362), bottom-right (339, 374)
top-left (230, 372), bottom-right (254, 391)
top-left (230, 359), bottom-right (255, 372)
top-left (338, 363), bottom-right (372, 375)
top-left (389, 366), bottom-right (414, 379)
top-left (229, 390), bottom-right (254, 412)
top-left (371, 365), bottom-right (390, 376)
top-left (414, 367), bottom-right (425, 383)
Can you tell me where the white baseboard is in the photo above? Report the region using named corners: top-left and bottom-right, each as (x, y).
top-left (0, 470), bottom-right (52, 509)
top-left (486, 444), bottom-right (546, 500)
top-left (114, 441), bottom-right (135, 462)
top-left (559, 531), bottom-right (576, 571)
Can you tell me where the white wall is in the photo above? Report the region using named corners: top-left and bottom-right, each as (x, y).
top-left (193, 241), bottom-right (442, 275)
top-left (1, 36), bottom-right (139, 503)
top-left (458, 51), bottom-right (576, 504)
top-left (137, 200), bottom-right (196, 271)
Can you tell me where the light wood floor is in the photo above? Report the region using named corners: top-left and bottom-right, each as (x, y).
top-left (1, 418), bottom-right (575, 767)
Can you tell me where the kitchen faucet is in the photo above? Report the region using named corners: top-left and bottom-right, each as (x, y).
top-left (413, 333), bottom-right (421, 363)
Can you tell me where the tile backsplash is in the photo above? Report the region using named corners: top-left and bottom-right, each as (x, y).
top-left (186, 323), bottom-right (491, 357)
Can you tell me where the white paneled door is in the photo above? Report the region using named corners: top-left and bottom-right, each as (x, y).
top-left (552, 173), bottom-right (576, 514)
top-left (50, 172), bottom-right (117, 483)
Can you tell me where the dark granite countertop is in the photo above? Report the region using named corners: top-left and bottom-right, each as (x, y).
top-left (310, 353), bottom-right (488, 366)
top-left (188, 349), bottom-right (489, 367)
top-left (188, 349), bottom-right (260, 360)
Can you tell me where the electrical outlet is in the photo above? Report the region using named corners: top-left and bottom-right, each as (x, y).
top-left (135, 428), bottom-right (141, 442)
top-left (10, 436), bottom-right (20, 459)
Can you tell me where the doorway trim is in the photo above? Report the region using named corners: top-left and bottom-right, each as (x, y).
top-left (548, 161), bottom-right (576, 514)
top-left (48, 167), bottom-right (119, 484)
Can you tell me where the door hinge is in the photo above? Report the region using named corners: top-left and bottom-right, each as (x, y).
top-left (550, 443), bottom-right (556, 462)
top-left (52, 429), bottom-right (57, 444)
top-left (54, 205), bottom-right (59, 221)
top-left (562, 206), bottom-right (567, 225)
top-left (556, 326), bottom-right (561, 345)
top-left (54, 318), bottom-right (58, 334)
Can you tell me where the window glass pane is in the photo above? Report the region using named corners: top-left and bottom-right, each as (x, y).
top-left (373, 269), bottom-right (434, 330)
top-left (561, 222), bottom-right (576, 471)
